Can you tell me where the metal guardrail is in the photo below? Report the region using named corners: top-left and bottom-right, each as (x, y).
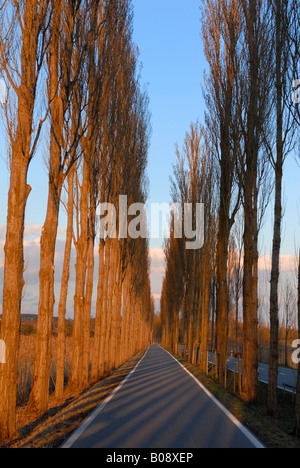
top-left (177, 344), bottom-right (298, 395)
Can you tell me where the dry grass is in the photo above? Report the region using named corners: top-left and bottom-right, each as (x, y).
top-left (0, 335), bottom-right (144, 448)
top-left (7, 350), bottom-right (146, 448)
top-left (167, 349), bottom-right (300, 449)
top-left (4, 335), bottom-right (94, 446)
top-left (17, 335), bottom-right (74, 406)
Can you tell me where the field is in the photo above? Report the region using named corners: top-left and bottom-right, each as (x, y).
top-left (17, 335), bottom-right (73, 407)
top-left (11, 333), bottom-right (93, 443)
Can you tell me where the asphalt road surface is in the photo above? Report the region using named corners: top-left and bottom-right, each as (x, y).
top-left (63, 345), bottom-right (264, 449)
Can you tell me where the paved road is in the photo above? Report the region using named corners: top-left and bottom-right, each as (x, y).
top-left (63, 345), bottom-right (264, 449)
top-left (208, 353), bottom-right (298, 393)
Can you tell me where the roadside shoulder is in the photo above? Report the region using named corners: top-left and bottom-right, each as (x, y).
top-left (8, 349), bottom-right (147, 449)
top-left (160, 347), bottom-right (300, 449)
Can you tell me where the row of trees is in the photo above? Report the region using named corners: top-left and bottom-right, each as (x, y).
top-left (161, 0), bottom-right (300, 433)
top-left (0, 0), bottom-right (154, 440)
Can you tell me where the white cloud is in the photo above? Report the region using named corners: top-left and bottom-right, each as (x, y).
top-left (149, 247), bottom-right (165, 260)
top-left (148, 248), bottom-right (165, 311)
top-left (258, 255), bottom-right (298, 273)
top-left (24, 224), bottom-right (42, 238)
top-left (4, 228), bottom-right (297, 317)
top-left (152, 293), bottom-right (162, 300)
top-left (149, 247), bottom-right (165, 277)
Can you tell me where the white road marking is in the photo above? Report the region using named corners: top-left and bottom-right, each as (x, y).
top-left (63, 346), bottom-right (265, 449)
top-left (160, 347), bottom-right (265, 449)
top-left (61, 347), bottom-right (150, 448)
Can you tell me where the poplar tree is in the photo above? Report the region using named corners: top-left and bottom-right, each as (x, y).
top-left (0, 0), bottom-right (51, 438)
top-left (268, 0), bottom-right (295, 417)
top-left (239, 0), bottom-right (273, 401)
top-left (201, 0), bottom-right (242, 385)
top-left (162, 123), bottom-right (217, 367)
top-left (29, 0), bottom-right (90, 412)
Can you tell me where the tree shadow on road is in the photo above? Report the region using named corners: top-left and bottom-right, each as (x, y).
top-left (4, 350), bottom-right (146, 448)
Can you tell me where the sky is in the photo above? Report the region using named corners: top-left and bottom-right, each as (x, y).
top-left (132, 0), bottom-right (206, 210)
top-left (0, 0), bottom-right (300, 316)
top-left (131, 0), bottom-right (300, 308)
top-left (131, 0), bottom-right (207, 303)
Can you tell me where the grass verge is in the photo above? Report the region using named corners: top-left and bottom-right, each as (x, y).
top-left (2, 349), bottom-right (146, 449)
top-left (166, 349), bottom-right (300, 449)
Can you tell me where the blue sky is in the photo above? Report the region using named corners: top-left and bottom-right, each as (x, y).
top-left (0, 0), bottom-right (298, 251)
top-left (0, 0), bottom-right (299, 314)
top-left (131, 0), bottom-right (300, 256)
top-left (132, 0), bottom-right (206, 210)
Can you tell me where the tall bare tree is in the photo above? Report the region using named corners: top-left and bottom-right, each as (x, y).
top-left (239, 0), bottom-right (273, 401)
top-left (201, 0), bottom-right (242, 385)
top-left (291, 0), bottom-right (300, 439)
top-left (68, 0), bottom-right (151, 391)
top-left (162, 123), bottom-right (217, 370)
top-left (0, 0), bottom-right (51, 438)
top-left (268, 0), bottom-right (295, 417)
top-left (29, 0), bottom-right (90, 412)
top-left (55, 166), bottom-right (75, 403)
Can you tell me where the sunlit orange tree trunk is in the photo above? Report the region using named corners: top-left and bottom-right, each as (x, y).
top-left (55, 167), bottom-right (75, 403)
top-left (29, 0), bottom-right (89, 412)
top-left (0, 0), bottom-right (51, 438)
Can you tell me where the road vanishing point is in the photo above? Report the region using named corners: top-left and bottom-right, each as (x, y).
top-left (63, 345), bottom-right (264, 449)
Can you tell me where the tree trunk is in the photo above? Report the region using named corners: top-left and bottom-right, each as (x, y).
top-left (82, 225), bottom-right (95, 388)
top-left (243, 187), bottom-right (258, 402)
top-left (114, 279), bottom-right (123, 369)
top-left (108, 239), bottom-right (119, 370)
top-left (200, 272), bottom-right (210, 373)
top-left (104, 239), bottom-right (117, 373)
top-left (216, 228), bottom-right (230, 386)
top-left (29, 181), bottom-right (62, 412)
top-left (67, 160), bottom-right (89, 394)
top-left (0, 161), bottom-right (31, 439)
top-left (235, 269), bottom-right (240, 355)
top-left (268, 0), bottom-right (284, 418)
top-left (29, 3), bottom-right (63, 411)
top-left (188, 321), bottom-right (193, 363)
top-left (211, 277), bottom-right (216, 350)
top-left (241, 0), bottom-right (262, 403)
top-left (55, 168), bottom-right (74, 403)
top-left (0, 0), bottom-right (47, 436)
top-left (98, 239), bottom-right (111, 377)
top-left (285, 309), bottom-right (289, 368)
top-left (90, 239), bottom-right (105, 383)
